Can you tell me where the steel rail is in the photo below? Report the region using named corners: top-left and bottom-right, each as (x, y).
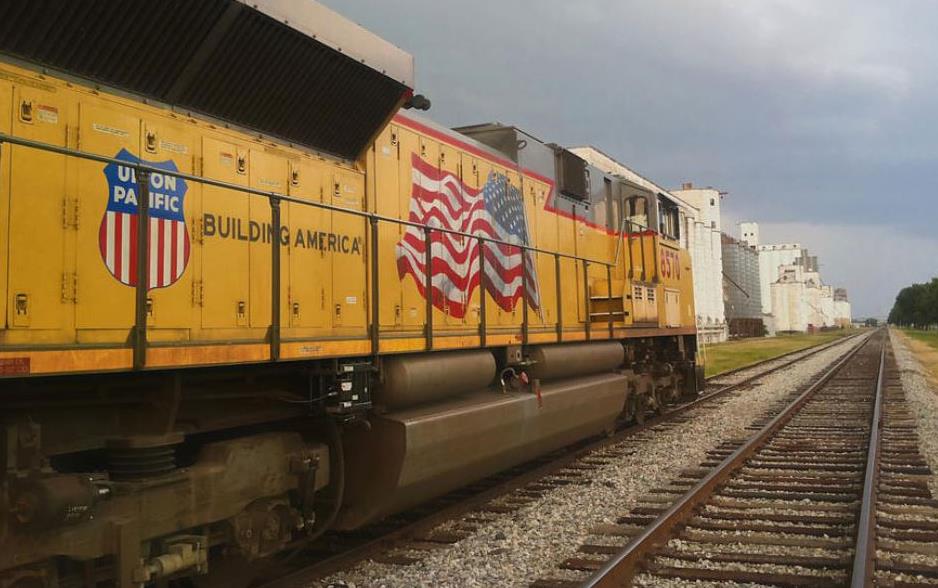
top-left (850, 340), bottom-right (887, 588)
top-left (582, 329), bottom-right (880, 587)
top-left (258, 332), bottom-right (865, 588)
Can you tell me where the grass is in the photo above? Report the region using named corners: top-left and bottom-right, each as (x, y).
top-left (903, 328), bottom-right (938, 350)
top-left (900, 328), bottom-right (938, 383)
top-left (701, 331), bottom-right (853, 378)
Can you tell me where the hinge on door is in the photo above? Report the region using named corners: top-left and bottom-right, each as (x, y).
top-left (193, 156), bottom-right (202, 176)
top-left (192, 280), bottom-right (204, 306)
top-left (62, 197), bottom-right (80, 229)
top-left (61, 272), bottom-right (78, 303)
top-left (192, 217), bottom-right (204, 244)
top-left (66, 125), bottom-right (79, 149)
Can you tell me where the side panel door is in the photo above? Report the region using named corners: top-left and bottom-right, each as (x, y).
top-left (76, 100), bottom-right (138, 330)
top-left (139, 119), bottom-right (197, 329)
top-left (416, 136), bottom-right (441, 333)
top-left (526, 178), bottom-right (553, 327)
top-left (287, 160), bottom-right (330, 329)
top-left (248, 149), bottom-right (288, 330)
top-left (460, 153), bottom-right (483, 330)
top-left (374, 125), bottom-right (402, 328)
top-left (397, 127), bottom-right (424, 328)
top-left (646, 285), bottom-right (659, 324)
top-left (0, 80), bottom-right (10, 325)
top-left (478, 161), bottom-right (503, 329)
top-left (500, 169), bottom-right (523, 327)
top-left (556, 197), bottom-right (579, 327)
top-left (573, 202), bottom-right (588, 322)
top-left (331, 169), bottom-right (367, 328)
top-left (200, 137), bottom-right (249, 328)
top-left (438, 141), bottom-right (465, 327)
top-left (665, 289), bottom-right (680, 327)
top-left (9, 85), bottom-right (70, 330)
top-left (632, 284), bottom-right (645, 322)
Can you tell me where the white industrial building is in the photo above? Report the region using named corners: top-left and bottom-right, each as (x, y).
top-left (771, 265), bottom-right (809, 332)
top-left (722, 232), bottom-right (764, 337)
top-left (672, 184), bottom-right (728, 343)
top-left (571, 147), bottom-right (729, 344)
top-left (740, 222), bottom-right (805, 317)
top-left (833, 289), bottom-right (852, 328)
top-left (742, 221), bottom-right (851, 332)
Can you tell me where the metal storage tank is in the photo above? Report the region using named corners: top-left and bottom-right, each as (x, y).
top-left (671, 184), bottom-right (727, 344)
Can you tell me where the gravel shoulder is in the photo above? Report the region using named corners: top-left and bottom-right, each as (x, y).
top-left (320, 335), bottom-right (867, 588)
top-left (889, 328), bottom-right (938, 498)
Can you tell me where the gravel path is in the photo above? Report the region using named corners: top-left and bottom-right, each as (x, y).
top-left (889, 329), bottom-right (938, 498)
top-left (319, 335), bottom-right (867, 588)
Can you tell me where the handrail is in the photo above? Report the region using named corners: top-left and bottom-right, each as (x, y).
top-left (0, 131), bottom-right (624, 368)
top-left (0, 133), bottom-right (613, 267)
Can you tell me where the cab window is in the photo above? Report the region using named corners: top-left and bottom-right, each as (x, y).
top-left (658, 196), bottom-right (680, 241)
top-left (625, 195), bottom-right (648, 230)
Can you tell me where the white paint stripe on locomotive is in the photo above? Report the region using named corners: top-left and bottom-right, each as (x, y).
top-left (162, 219), bottom-right (172, 287)
top-left (395, 245), bottom-right (465, 304)
top-left (407, 199), bottom-right (496, 248)
top-left (407, 198), bottom-right (521, 256)
top-left (105, 211), bottom-right (116, 276)
top-left (149, 217), bottom-right (159, 289)
top-left (409, 166), bottom-right (524, 247)
top-left (398, 233), bottom-right (524, 277)
top-left (396, 241), bottom-right (524, 299)
top-left (175, 221), bottom-right (185, 279)
top-left (411, 166), bottom-right (482, 208)
top-left (120, 213), bottom-right (130, 283)
top-left (400, 227), bottom-right (540, 307)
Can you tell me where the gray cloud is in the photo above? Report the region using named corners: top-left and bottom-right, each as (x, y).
top-left (324, 0), bottom-right (938, 317)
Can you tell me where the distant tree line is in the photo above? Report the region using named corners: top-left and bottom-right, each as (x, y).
top-left (888, 278), bottom-right (938, 328)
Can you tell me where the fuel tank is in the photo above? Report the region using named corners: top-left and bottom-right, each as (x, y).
top-left (527, 341), bottom-right (625, 381)
top-left (337, 371), bottom-right (627, 529)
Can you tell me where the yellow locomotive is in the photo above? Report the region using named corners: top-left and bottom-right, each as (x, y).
top-left (0, 1), bottom-right (698, 586)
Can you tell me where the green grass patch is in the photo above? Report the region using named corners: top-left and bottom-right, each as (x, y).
top-left (901, 328), bottom-right (938, 383)
top-left (701, 331), bottom-right (853, 378)
top-left (903, 329), bottom-right (938, 351)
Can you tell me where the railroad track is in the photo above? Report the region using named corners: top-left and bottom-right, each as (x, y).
top-left (867, 343), bottom-right (938, 587)
top-left (255, 334), bottom-right (865, 588)
top-left (528, 329), bottom-right (938, 587)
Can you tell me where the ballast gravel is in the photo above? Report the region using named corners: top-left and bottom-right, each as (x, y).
top-left (318, 335), bottom-right (867, 588)
top-left (889, 329), bottom-right (938, 498)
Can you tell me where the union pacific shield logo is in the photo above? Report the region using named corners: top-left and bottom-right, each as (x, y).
top-left (98, 149), bottom-right (190, 288)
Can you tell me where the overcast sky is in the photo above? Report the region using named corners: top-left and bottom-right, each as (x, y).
top-left (324, 0), bottom-right (938, 318)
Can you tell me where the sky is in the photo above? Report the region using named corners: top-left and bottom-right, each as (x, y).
top-left (323, 0), bottom-right (938, 318)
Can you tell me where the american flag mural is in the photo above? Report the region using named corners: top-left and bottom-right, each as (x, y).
top-left (98, 149), bottom-right (190, 289)
top-left (396, 153), bottom-right (541, 318)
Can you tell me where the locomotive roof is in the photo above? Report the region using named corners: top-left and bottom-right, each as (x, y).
top-left (0, 0), bottom-right (414, 161)
top-left (399, 114), bottom-right (529, 170)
